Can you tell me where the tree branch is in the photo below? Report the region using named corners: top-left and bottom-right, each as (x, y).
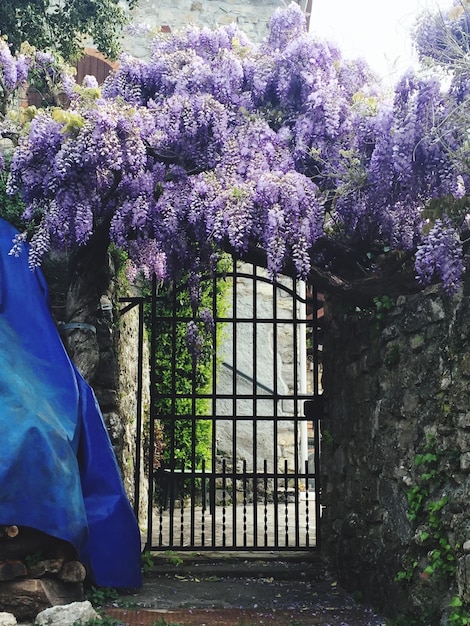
top-left (226, 241), bottom-right (422, 307)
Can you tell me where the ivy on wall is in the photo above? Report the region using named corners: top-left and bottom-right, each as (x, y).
top-left (395, 435), bottom-right (469, 626)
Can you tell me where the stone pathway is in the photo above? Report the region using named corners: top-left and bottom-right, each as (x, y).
top-left (148, 501), bottom-right (316, 550)
top-left (102, 554), bottom-right (387, 626)
top-left (142, 493), bottom-right (316, 551)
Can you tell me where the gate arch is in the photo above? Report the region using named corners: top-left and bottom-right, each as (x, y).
top-left (122, 258), bottom-right (323, 552)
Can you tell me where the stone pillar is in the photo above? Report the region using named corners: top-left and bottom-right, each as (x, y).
top-left (45, 250), bottom-right (149, 531)
top-left (321, 283), bottom-right (470, 622)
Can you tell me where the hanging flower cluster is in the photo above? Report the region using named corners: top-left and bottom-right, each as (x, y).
top-left (415, 218), bottom-right (464, 293)
top-left (0, 40), bottom-right (30, 99)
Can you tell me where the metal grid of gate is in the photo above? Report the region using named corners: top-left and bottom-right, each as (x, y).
top-left (121, 260), bottom-right (323, 552)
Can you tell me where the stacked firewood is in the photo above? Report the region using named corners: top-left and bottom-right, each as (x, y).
top-left (0, 525), bottom-right (86, 620)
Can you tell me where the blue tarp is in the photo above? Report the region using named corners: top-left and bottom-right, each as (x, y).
top-left (0, 217), bottom-right (142, 589)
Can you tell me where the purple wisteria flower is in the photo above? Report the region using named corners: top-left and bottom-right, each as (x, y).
top-left (265, 2), bottom-right (307, 52)
top-left (415, 218), bottom-right (464, 294)
top-left (5, 1), bottom-right (470, 298)
top-left (82, 75), bottom-right (99, 89)
top-left (15, 54), bottom-right (31, 84)
top-left (34, 51), bottom-right (55, 67)
top-left (0, 41), bottom-right (18, 91)
top-left (186, 320), bottom-right (203, 357)
top-left (61, 72), bottom-right (78, 101)
top-left (199, 307), bottom-right (215, 335)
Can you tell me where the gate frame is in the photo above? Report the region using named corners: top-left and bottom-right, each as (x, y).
top-left (120, 258), bottom-right (324, 552)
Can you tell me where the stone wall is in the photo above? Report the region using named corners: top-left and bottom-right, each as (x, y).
top-left (115, 289), bottom-right (150, 528)
top-left (46, 252), bottom-right (149, 531)
top-left (215, 265), bottom-right (310, 478)
top-left (321, 283), bottom-right (470, 622)
top-left (122, 0), bottom-right (286, 57)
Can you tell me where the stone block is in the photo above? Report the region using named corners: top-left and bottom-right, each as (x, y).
top-left (58, 562), bottom-right (87, 584)
top-left (460, 452), bottom-right (470, 472)
top-left (456, 554), bottom-right (470, 604)
top-left (457, 413), bottom-right (470, 429)
top-left (0, 579), bottom-right (84, 622)
top-left (35, 601), bottom-right (99, 626)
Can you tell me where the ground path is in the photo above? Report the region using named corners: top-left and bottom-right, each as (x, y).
top-left (103, 553), bottom-right (387, 626)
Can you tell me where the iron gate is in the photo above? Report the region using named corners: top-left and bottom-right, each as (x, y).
top-left (121, 259), bottom-right (323, 552)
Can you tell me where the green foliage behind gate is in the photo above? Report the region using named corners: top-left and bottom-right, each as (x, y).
top-left (145, 263), bottom-right (230, 470)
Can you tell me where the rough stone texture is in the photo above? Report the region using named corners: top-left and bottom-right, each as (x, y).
top-left (44, 252), bottom-right (149, 530)
top-left (116, 286), bottom-right (150, 527)
top-left (35, 601), bottom-right (99, 626)
top-left (321, 282), bottom-right (470, 621)
top-left (0, 613), bottom-right (16, 626)
top-left (0, 580), bottom-right (84, 622)
top-left (215, 265), bottom-right (309, 478)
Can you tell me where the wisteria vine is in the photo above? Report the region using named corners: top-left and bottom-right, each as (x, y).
top-left (2, 1), bottom-right (470, 296)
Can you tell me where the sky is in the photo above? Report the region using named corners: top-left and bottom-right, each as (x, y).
top-left (309, 0), bottom-right (452, 83)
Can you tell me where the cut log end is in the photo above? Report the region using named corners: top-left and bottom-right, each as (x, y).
top-left (58, 560), bottom-right (87, 583)
top-left (0, 526), bottom-right (19, 539)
